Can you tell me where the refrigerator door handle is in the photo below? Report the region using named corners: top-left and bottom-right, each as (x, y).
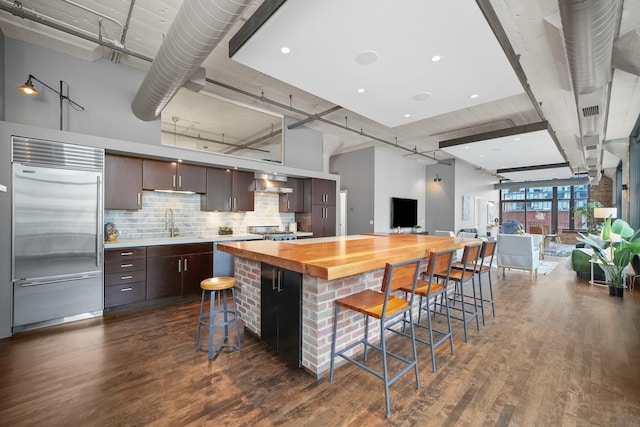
top-left (96, 175), bottom-right (102, 267)
top-left (19, 273), bottom-right (99, 287)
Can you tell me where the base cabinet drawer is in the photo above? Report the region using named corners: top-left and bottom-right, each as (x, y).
top-left (105, 281), bottom-right (146, 308)
top-left (105, 269), bottom-right (147, 287)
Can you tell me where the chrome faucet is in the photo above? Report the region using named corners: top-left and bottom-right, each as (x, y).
top-left (164, 208), bottom-right (178, 237)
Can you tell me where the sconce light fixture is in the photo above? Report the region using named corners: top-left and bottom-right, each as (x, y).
top-left (433, 173), bottom-right (442, 182)
top-left (17, 74), bottom-right (85, 131)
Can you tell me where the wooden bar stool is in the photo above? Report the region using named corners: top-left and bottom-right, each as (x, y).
top-left (330, 258), bottom-right (422, 419)
top-left (451, 240), bottom-right (496, 325)
top-left (196, 276), bottom-right (241, 360)
top-left (399, 249), bottom-right (456, 373)
top-left (434, 243), bottom-right (481, 342)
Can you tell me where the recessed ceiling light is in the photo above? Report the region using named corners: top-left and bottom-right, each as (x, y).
top-left (464, 146), bottom-right (470, 149)
top-left (431, 55), bottom-right (441, 62)
top-left (404, 113), bottom-right (411, 118)
top-left (412, 92), bottom-right (432, 101)
top-left (280, 46), bottom-right (290, 54)
top-left (514, 137), bottom-right (521, 141)
top-left (470, 94), bottom-right (479, 99)
top-left (357, 88), bottom-right (365, 93)
top-left (479, 154), bottom-right (485, 157)
top-left (355, 50), bottom-right (379, 65)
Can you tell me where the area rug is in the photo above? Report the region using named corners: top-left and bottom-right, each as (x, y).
top-left (537, 261), bottom-right (558, 275)
top-left (544, 244), bottom-right (574, 257)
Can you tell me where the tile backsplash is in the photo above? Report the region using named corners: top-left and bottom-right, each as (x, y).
top-left (104, 191), bottom-right (294, 239)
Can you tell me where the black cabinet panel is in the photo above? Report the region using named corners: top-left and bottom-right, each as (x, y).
top-left (261, 263), bottom-right (302, 368)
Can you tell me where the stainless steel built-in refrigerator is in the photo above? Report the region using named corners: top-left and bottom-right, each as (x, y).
top-left (11, 136), bottom-right (104, 331)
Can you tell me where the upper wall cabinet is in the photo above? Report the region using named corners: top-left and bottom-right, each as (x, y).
top-left (105, 154), bottom-right (143, 210)
top-left (201, 168), bottom-right (255, 212)
top-left (142, 159), bottom-right (206, 193)
top-left (279, 177), bottom-right (304, 212)
top-left (304, 178), bottom-right (337, 211)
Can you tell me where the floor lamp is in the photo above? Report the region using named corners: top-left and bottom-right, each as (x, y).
top-left (594, 207), bottom-right (619, 259)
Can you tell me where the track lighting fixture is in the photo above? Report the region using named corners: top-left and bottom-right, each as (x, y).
top-left (17, 74), bottom-right (85, 131)
top-left (433, 174), bottom-right (442, 182)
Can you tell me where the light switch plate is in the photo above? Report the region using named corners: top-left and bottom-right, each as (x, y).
top-left (0, 184), bottom-right (6, 192)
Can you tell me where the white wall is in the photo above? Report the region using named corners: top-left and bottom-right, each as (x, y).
top-left (453, 160), bottom-right (499, 234)
top-left (330, 147), bottom-right (375, 234)
top-left (5, 38), bottom-right (158, 143)
top-left (374, 147), bottom-right (426, 232)
top-left (425, 161), bottom-right (456, 233)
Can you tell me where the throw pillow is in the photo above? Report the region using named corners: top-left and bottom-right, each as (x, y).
top-left (586, 233), bottom-right (608, 249)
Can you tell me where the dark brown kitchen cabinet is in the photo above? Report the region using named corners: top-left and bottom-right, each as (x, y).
top-left (104, 155), bottom-right (143, 210)
top-left (142, 159), bottom-right (206, 193)
top-left (296, 178), bottom-right (337, 237)
top-left (201, 168), bottom-right (255, 212)
top-left (279, 177), bottom-right (304, 212)
top-left (104, 247), bottom-right (147, 308)
top-left (310, 178), bottom-right (336, 206)
top-left (146, 242), bottom-right (213, 300)
top-left (310, 204), bottom-right (337, 238)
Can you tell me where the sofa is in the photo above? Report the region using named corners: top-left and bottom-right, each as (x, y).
top-left (571, 233), bottom-right (607, 281)
top-left (571, 248), bottom-right (605, 281)
top-left (496, 234), bottom-right (541, 278)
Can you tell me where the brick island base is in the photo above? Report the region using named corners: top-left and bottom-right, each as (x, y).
top-left (233, 256), bottom-right (430, 379)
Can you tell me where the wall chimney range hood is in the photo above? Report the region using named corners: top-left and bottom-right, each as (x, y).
top-left (252, 173), bottom-right (293, 193)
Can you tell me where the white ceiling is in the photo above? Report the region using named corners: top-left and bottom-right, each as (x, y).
top-left (231, 0), bottom-right (524, 128)
top-left (1, 0), bottom-right (639, 183)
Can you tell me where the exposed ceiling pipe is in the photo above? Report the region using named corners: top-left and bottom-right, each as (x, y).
top-left (0, 0), bottom-right (152, 62)
top-left (130, 0), bottom-right (253, 121)
top-left (206, 77), bottom-right (449, 164)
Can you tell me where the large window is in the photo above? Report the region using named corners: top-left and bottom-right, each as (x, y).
top-left (500, 180), bottom-right (589, 233)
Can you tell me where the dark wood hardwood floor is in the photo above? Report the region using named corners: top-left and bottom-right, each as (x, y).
top-left (1, 258), bottom-right (639, 426)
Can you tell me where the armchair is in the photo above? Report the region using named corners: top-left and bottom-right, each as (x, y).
top-left (496, 234), bottom-right (541, 279)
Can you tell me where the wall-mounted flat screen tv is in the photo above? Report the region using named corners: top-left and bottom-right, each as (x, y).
top-left (391, 197), bottom-right (417, 228)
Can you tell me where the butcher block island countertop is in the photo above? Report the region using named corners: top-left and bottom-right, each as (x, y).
top-left (217, 233), bottom-right (478, 377)
top-left (217, 233), bottom-right (472, 281)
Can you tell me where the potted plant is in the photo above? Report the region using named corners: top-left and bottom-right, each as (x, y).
top-left (413, 224), bottom-right (422, 234)
top-left (218, 226), bottom-right (233, 235)
top-left (577, 216), bottom-right (640, 296)
top-left (572, 200), bottom-right (603, 235)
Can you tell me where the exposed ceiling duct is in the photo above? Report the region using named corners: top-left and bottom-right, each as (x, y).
top-left (131, 0), bottom-right (253, 121)
top-left (557, 0), bottom-right (619, 184)
top-left (612, 29), bottom-right (640, 76)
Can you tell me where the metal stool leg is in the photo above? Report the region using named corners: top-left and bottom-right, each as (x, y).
top-left (208, 289), bottom-right (216, 360)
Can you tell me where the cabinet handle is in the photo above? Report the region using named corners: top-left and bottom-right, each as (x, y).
top-left (120, 275), bottom-right (133, 280)
top-left (120, 287), bottom-right (133, 292)
top-left (233, 197), bottom-right (237, 210)
top-left (272, 271), bottom-right (277, 291)
top-left (120, 252), bottom-right (133, 256)
top-left (184, 259), bottom-right (188, 271)
top-left (229, 197), bottom-right (232, 210)
top-left (277, 270), bottom-right (283, 293)
top-left (179, 175), bottom-right (182, 188)
top-left (120, 264), bottom-right (133, 268)
top-left (287, 200), bottom-right (290, 210)
top-left (172, 174), bottom-right (176, 188)
top-left (178, 261), bottom-right (181, 273)
top-left (137, 192), bottom-right (141, 207)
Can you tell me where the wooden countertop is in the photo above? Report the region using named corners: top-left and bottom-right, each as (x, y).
top-left (217, 233), bottom-right (477, 280)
